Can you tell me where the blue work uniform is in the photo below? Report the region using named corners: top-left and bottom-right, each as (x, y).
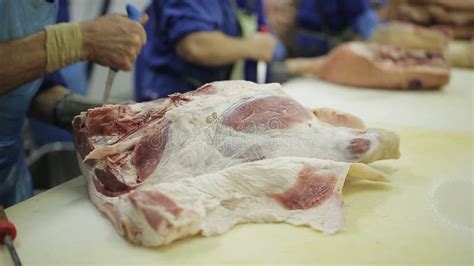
top-left (0, 0), bottom-right (63, 207)
top-left (294, 0), bottom-right (379, 57)
top-left (134, 0), bottom-right (264, 101)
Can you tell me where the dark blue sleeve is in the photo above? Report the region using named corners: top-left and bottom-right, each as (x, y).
top-left (341, 0), bottom-right (371, 24)
top-left (38, 71), bottom-right (67, 92)
top-left (342, 0), bottom-right (372, 22)
top-left (158, 0), bottom-right (224, 45)
top-left (297, 0), bottom-right (322, 32)
top-left (297, 0), bottom-right (372, 32)
top-left (341, 0), bottom-right (378, 38)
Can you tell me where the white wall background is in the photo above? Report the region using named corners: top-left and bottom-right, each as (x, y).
top-left (70, 0), bottom-right (151, 101)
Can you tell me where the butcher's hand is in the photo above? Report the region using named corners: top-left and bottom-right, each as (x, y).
top-left (284, 57), bottom-right (327, 77)
top-left (80, 13), bottom-right (149, 71)
top-left (269, 56), bottom-right (326, 83)
top-left (248, 32), bottom-right (287, 62)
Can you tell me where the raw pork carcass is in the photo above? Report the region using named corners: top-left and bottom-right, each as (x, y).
top-left (293, 42), bottom-right (450, 90)
top-left (73, 80), bottom-right (400, 246)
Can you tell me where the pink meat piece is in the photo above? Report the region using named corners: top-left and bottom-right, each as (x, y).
top-left (318, 42), bottom-right (451, 90)
top-left (132, 120), bottom-right (170, 181)
top-left (292, 42), bottom-right (451, 90)
top-left (269, 165), bottom-right (337, 210)
top-left (222, 95), bottom-right (312, 132)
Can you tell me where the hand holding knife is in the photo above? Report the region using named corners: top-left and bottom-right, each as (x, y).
top-left (103, 4), bottom-right (141, 105)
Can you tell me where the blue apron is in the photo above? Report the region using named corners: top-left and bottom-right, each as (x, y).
top-left (0, 0), bottom-right (58, 207)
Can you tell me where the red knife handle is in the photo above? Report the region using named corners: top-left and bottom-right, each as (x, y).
top-left (0, 220), bottom-right (17, 244)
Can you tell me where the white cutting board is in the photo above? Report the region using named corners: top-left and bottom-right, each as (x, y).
top-left (1, 69), bottom-right (472, 265)
top-left (0, 128), bottom-right (472, 265)
top-left (282, 68), bottom-right (473, 134)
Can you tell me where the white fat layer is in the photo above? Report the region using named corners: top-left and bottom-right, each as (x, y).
top-left (77, 80), bottom-right (396, 246)
top-left (113, 157), bottom-right (350, 246)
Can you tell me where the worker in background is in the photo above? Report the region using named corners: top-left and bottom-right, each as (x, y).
top-left (264, 0), bottom-right (389, 82)
top-left (264, 0), bottom-right (379, 58)
top-left (134, 0), bottom-right (286, 101)
top-left (267, 0), bottom-right (457, 81)
top-left (0, 0), bottom-right (147, 207)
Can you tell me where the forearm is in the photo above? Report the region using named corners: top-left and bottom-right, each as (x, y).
top-left (28, 85), bottom-right (70, 124)
top-left (28, 85), bottom-right (105, 131)
top-left (0, 32), bottom-right (47, 94)
top-left (284, 57), bottom-right (326, 77)
top-left (176, 32), bottom-right (260, 66)
top-left (28, 85), bottom-right (69, 124)
top-left (1, 13), bottom-right (147, 95)
top-left (0, 22), bottom-right (86, 95)
top-left (269, 57), bottom-right (326, 83)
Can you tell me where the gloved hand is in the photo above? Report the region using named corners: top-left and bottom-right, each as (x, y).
top-left (52, 93), bottom-right (130, 131)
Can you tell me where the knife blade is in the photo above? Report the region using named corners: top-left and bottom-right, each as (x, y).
top-left (102, 68), bottom-right (116, 105)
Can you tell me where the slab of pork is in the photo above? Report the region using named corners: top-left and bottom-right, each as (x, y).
top-left (73, 81), bottom-right (400, 246)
